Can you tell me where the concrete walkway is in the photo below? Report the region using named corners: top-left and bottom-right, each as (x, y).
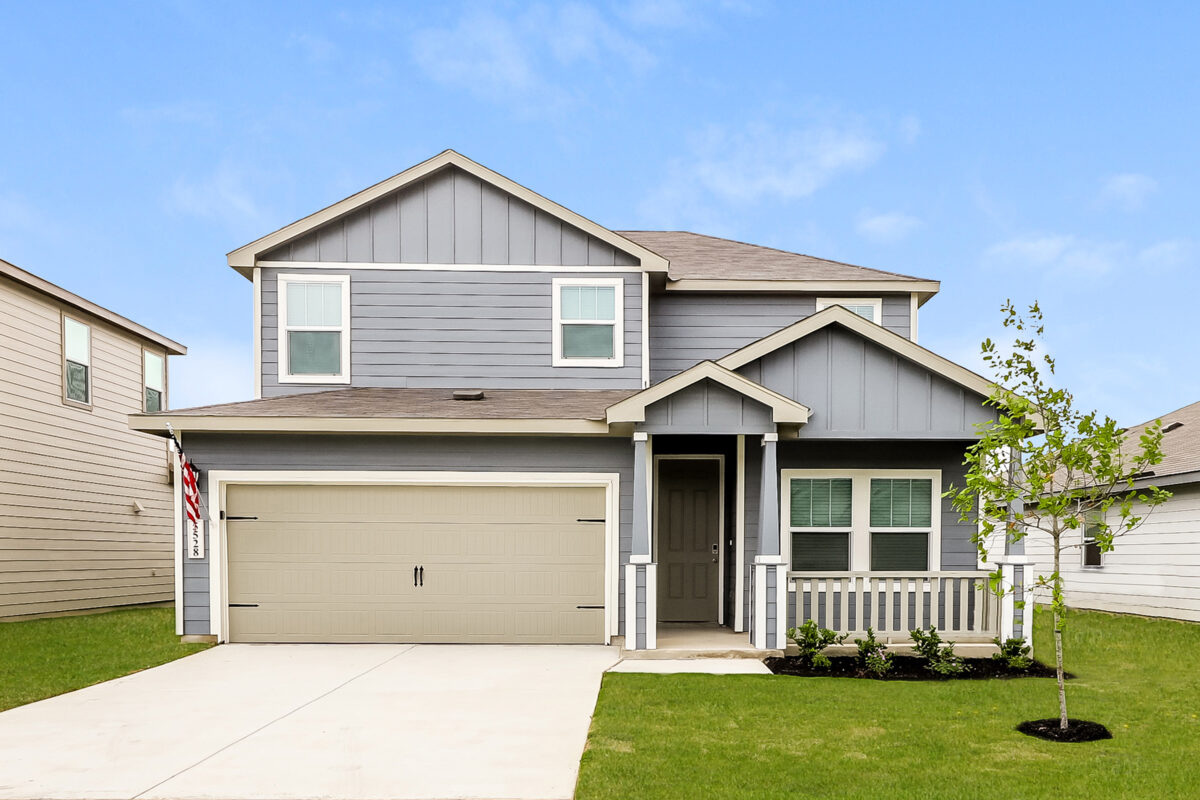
top-left (0, 644), bottom-right (619, 800)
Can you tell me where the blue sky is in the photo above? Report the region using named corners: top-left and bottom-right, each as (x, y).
top-left (2, 1), bottom-right (1196, 424)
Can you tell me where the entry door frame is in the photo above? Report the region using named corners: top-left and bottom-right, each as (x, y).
top-left (203, 470), bottom-right (621, 644)
top-left (652, 455), bottom-right (726, 625)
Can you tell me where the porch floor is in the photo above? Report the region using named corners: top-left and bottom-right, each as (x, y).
top-left (618, 623), bottom-right (782, 660)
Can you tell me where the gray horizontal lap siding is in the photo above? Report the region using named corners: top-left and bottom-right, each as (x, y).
top-left (261, 165), bottom-right (640, 268)
top-left (261, 268), bottom-right (643, 395)
top-left (178, 434), bottom-right (634, 637)
top-left (649, 293), bottom-right (912, 384)
top-left (776, 440), bottom-right (979, 571)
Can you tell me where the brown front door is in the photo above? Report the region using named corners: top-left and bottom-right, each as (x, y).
top-left (657, 458), bottom-right (721, 622)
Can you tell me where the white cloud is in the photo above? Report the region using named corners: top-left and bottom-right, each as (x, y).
top-left (857, 210), bottom-right (922, 242)
top-left (1136, 239), bottom-right (1193, 272)
top-left (983, 234), bottom-right (1121, 277)
top-left (411, 4), bottom-right (652, 114)
top-left (638, 118), bottom-right (884, 228)
top-left (1097, 173), bottom-right (1157, 211)
top-left (168, 160), bottom-right (269, 232)
top-left (169, 337), bottom-right (254, 409)
top-left (623, 0), bottom-right (755, 28)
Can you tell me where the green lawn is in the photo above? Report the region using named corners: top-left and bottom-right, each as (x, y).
top-left (577, 608), bottom-right (1200, 799)
top-left (0, 606), bottom-right (211, 711)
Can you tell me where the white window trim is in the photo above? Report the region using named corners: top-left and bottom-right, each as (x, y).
top-left (781, 469), bottom-right (942, 572)
top-left (61, 313), bottom-right (93, 409)
top-left (816, 297), bottom-right (883, 325)
top-left (1082, 521), bottom-right (1104, 569)
top-left (142, 347), bottom-right (168, 413)
top-left (552, 277), bottom-right (624, 368)
top-left (277, 273), bottom-right (351, 384)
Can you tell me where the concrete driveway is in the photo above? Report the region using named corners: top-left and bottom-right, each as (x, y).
top-left (0, 644), bottom-right (619, 800)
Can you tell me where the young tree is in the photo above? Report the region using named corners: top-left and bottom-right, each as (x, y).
top-left (947, 301), bottom-right (1169, 731)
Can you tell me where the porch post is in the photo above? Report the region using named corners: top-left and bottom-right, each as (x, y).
top-left (753, 432), bottom-right (787, 650)
top-left (993, 448), bottom-right (1033, 654)
top-left (624, 432), bottom-right (656, 650)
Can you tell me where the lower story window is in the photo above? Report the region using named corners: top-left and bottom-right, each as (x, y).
top-left (783, 471), bottom-right (941, 572)
top-left (1083, 523), bottom-right (1103, 567)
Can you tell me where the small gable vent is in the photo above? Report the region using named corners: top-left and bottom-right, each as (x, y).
top-left (1164, 421), bottom-right (1184, 433)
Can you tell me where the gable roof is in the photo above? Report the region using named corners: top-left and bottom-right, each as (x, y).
top-left (717, 304), bottom-right (995, 399)
top-left (1, 258), bottom-right (186, 355)
top-left (618, 231), bottom-right (940, 302)
top-left (606, 360), bottom-right (811, 425)
top-left (227, 150), bottom-right (669, 278)
top-left (1120, 399), bottom-right (1200, 485)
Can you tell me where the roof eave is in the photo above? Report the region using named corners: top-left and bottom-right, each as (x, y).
top-left (129, 413), bottom-right (620, 436)
top-left (665, 278), bottom-right (940, 300)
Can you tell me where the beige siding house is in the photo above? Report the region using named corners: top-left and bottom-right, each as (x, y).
top-left (1027, 400), bottom-right (1200, 622)
top-left (1, 258), bottom-right (186, 619)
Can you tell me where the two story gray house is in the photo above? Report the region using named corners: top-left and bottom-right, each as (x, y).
top-left (132, 150), bottom-right (1024, 651)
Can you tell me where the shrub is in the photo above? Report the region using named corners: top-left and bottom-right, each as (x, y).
top-left (909, 626), bottom-right (969, 676)
top-left (992, 636), bottom-right (1034, 670)
top-left (854, 627), bottom-right (893, 677)
top-left (786, 619), bottom-right (847, 669)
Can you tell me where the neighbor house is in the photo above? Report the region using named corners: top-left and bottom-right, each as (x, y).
top-left (130, 150), bottom-right (1026, 650)
top-left (1026, 400), bottom-right (1200, 622)
top-left (1, 258), bottom-right (185, 619)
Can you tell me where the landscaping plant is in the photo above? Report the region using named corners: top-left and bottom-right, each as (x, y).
top-left (909, 626), bottom-right (968, 676)
top-left (947, 300), bottom-right (1169, 733)
top-left (785, 619), bottom-right (847, 669)
top-left (992, 637), bottom-right (1033, 671)
top-left (854, 627), bottom-right (892, 677)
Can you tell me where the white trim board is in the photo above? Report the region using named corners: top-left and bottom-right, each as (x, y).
top-left (203, 470), bottom-right (621, 644)
top-left (258, 261), bottom-right (649, 274)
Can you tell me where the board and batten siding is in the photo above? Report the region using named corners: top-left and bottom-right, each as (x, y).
top-left (1026, 483), bottom-right (1200, 622)
top-left (0, 279), bottom-right (174, 619)
top-left (260, 165), bottom-right (640, 268)
top-left (260, 268), bottom-right (643, 395)
top-left (649, 293), bottom-right (912, 384)
top-left (738, 325), bottom-right (994, 439)
top-left (177, 434), bottom-right (634, 636)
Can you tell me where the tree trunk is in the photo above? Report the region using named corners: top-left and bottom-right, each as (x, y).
top-left (1053, 541), bottom-right (1068, 730)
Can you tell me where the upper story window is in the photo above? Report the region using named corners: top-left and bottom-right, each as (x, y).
top-left (62, 315), bottom-right (91, 407)
top-left (784, 469), bottom-right (941, 572)
top-left (552, 277), bottom-right (624, 367)
top-left (278, 274), bottom-right (351, 384)
top-left (144, 350), bottom-right (166, 412)
top-left (816, 297), bottom-right (883, 324)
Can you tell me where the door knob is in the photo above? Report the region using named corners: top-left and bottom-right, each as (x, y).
top-left (711, 543), bottom-right (719, 563)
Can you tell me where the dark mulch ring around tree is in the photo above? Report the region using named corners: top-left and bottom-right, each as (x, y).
top-left (1017, 718), bottom-right (1113, 743)
top-left (764, 655), bottom-right (1065, 681)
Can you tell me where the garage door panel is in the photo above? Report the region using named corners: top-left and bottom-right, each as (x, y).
top-left (226, 483), bottom-right (606, 644)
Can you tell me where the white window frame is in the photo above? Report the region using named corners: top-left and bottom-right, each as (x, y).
top-left (552, 277), bottom-right (624, 368)
top-left (277, 273), bottom-right (351, 384)
top-left (1082, 519), bottom-right (1104, 569)
top-left (61, 313), bottom-right (93, 409)
top-left (781, 469), bottom-right (942, 572)
top-left (816, 297), bottom-right (883, 325)
top-left (142, 347), bottom-right (168, 412)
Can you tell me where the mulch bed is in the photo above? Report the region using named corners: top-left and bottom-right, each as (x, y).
top-left (764, 655), bottom-right (1063, 681)
top-left (1017, 718), bottom-right (1113, 742)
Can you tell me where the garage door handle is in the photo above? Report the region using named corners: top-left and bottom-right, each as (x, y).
top-left (576, 605), bottom-right (603, 610)
top-left (577, 518), bottom-right (605, 523)
top-left (229, 603), bottom-right (258, 608)
top-left (413, 566), bottom-right (419, 587)
top-left (419, 566), bottom-right (424, 586)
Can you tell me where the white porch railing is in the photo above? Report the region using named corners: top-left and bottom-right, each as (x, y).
top-left (787, 571), bottom-right (999, 642)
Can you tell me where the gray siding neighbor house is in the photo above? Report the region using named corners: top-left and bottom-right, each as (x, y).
top-left (130, 150), bottom-right (1027, 650)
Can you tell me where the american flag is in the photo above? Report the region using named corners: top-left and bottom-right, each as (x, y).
top-left (181, 452), bottom-right (201, 526)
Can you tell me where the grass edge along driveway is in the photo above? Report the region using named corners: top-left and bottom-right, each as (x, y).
top-left (0, 606), bottom-right (211, 712)
top-left (576, 608), bottom-right (1200, 800)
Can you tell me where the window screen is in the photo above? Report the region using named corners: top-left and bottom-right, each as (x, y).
top-left (870, 479), bottom-right (933, 527)
top-left (790, 478), bottom-right (853, 528)
top-left (559, 285), bottom-right (616, 360)
top-left (1083, 524), bottom-right (1103, 567)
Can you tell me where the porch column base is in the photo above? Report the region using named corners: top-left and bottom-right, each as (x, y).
top-left (623, 562), bottom-right (657, 650)
top-left (994, 555), bottom-right (1033, 657)
top-left (751, 557), bottom-right (787, 650)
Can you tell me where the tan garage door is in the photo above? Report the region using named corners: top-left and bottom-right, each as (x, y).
top-left (225, 483), bottom-right (606, 644)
